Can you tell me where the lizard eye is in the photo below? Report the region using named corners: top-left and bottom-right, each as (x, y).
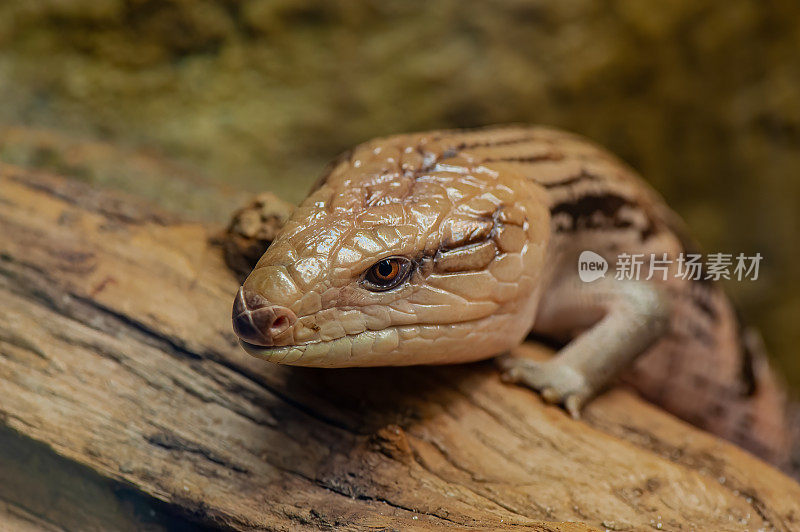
top-left (362, 257), bottom-right (413, 291)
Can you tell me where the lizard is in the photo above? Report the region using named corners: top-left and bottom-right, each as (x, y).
top-left (229, 125), bottom-right (796, 473)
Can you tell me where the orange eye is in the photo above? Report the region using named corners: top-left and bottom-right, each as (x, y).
top-left (363, 257), bottom-right (412, 291)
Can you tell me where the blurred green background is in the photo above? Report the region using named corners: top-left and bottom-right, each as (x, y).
top-left (0, 0), bottom-right (798, 390)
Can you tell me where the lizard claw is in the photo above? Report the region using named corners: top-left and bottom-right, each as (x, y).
top-left (565, 394), bottom-right (584, 419)
top-left (496, 356), bottom-right (590, 418)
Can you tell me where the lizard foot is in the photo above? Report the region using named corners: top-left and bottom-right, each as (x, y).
top-left (497, 356), bottom-right (591, 418)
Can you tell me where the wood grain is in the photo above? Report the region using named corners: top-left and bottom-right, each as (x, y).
top-left (0, 164), bottom-right (798, 531)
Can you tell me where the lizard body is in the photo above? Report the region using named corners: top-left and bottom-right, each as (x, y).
top-left (231, 125), bottom-right (795, 471)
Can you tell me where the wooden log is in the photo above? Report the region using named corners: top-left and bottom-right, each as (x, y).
top-left (1, 164), bottom-right (799, 531)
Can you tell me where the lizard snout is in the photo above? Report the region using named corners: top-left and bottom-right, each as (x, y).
top-left (232, 287), bottom-right (297, 346)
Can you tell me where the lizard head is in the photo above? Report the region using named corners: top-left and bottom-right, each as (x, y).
top-left (232, 132), bottom-right (550, 367)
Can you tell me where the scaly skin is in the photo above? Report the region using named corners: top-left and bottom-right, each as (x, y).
top-left (232, 125), bottom-right (796, 472)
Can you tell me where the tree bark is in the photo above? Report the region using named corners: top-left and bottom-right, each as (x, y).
top-left (1, 164), bottom-right (799, 531)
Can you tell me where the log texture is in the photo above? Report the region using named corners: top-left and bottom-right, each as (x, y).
top-left (1, 165), bottom-right (799, 531)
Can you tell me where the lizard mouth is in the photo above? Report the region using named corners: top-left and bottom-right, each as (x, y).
top-left (237, 327), bottom-right (402, 367)
top-left (236, 316), bottom-right (493, 368)
top-left (237, 339), bottom-right (298, 362)
top-left (239, 339), bottom-right (282, 354)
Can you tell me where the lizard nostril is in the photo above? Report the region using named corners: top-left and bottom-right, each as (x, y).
top-left (250, 306), bottom-right (295, 338)
top-left (232, 288), bottom-right (297, 346)
top-left (271, 315), bottom-right (289, 333)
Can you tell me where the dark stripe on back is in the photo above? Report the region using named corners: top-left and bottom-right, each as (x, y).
top-left (539, 169), bottom-right (602, 189)
top-left (734, 306), bottom-right (759, 396)
top-left (455, 135), bottom-right (538, 151)
top-left (550, 192), bottom-right (656, 241)
top-left (481, 153), bottom-right (564, 164)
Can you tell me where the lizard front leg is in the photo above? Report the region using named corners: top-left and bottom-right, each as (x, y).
top-left (499, 278), bottom-right (671, 417)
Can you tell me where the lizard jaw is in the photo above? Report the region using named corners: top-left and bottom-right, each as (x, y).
top-left (237, 315), bottom-right (528, 368)
top-left (238, 327), bottom-right (402, 367)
